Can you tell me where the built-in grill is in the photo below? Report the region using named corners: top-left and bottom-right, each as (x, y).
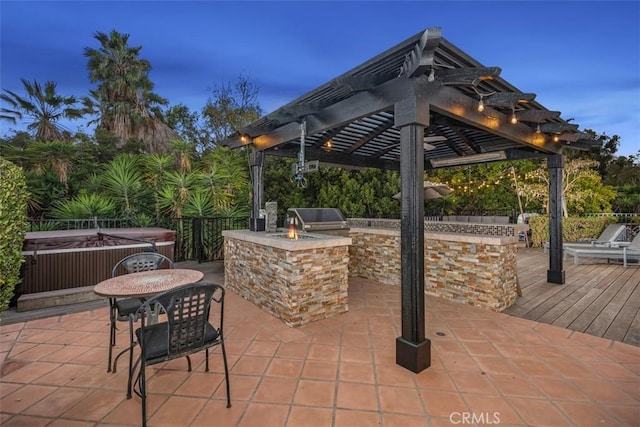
top-left (286, 208), bottom-right (350, 236)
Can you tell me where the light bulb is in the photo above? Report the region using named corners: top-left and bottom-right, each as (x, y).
top-left (510, 109), bottom-right (518, 125)
top-left (553, 135), bottom-right (560, 142)
top-left (427, 67), bottom-right (435, 82)
top-left (477, 99), bottom-right (485, 112)
top-left (535, 123), bottom-right (541, 134)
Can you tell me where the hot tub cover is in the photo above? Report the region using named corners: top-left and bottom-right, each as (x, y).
top-left (22, 228), bottom-right (176, 252)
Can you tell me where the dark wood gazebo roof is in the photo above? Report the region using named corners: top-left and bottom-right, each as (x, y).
top-left (222, 27), bottom-right (583, 373)
top-left (221, 27), bottom-right (595, 168)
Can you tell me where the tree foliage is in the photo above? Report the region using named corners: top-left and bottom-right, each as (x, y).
top-left (0, 79), bottom-right (82, 141)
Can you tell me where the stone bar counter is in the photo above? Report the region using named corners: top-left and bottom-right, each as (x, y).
top-left (348, 219), bottom-right (529, 312)
top-left (222, 230), bottom-right (352, 327)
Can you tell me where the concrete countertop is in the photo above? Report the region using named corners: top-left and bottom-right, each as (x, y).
top-left (222, 229), bottom-right (352, 251)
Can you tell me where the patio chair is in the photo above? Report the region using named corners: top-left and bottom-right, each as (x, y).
top-left (563, 232), bottom-right (640, 268)
top-left (108, 252), bottom-right (173, 373)
top-left (127, 282), bottom-right (231, 427)
top-left (543, 223), bottom-right (627, 253)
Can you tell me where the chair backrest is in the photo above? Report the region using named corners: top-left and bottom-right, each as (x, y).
top-left (112, 252), bottom-right (174, 277)
top-left (629, 232), bottom-right (640, 250)
top-left (596, 224), bottom-right (626, 243)
top-left (136, 282), bottom-right (224, 361)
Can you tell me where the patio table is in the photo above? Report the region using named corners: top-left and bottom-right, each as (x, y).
top-left (93, 268), bottom-right (204, 299)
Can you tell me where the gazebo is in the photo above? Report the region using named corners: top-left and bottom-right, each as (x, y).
top-left (221, 27), bottom-right (596, 373)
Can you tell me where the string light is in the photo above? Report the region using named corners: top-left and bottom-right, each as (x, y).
top-left (427, 67), bottom-right (435, 82)
top-left (510, 107), bottom-right (518, 125)
top-left (535, 123), bottom-right (541, 134)
top-left (477, 96), bottom-right (485, 112)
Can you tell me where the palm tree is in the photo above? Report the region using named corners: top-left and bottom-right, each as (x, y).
top-left (0, 79), bottom-right (82, 141)
top-left (83, 30), bottom-right (176, 152)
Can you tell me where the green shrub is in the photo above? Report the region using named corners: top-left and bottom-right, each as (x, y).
top-left (0, 158), bottom-right (29, 315)
top-left (529, 215), bottom-right (619, 248)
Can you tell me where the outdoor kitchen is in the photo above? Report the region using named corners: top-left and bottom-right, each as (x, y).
top-left (222, 208), bottom-right (352, 327)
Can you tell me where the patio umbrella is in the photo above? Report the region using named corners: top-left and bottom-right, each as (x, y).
top-left (392, 181), bottom-right (453, 200)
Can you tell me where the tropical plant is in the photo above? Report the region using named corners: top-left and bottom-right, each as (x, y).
top-left (0, 79), bottom-right (82, 141)
top-left (50, 192), bottom-right (116, 219)
top-left (100, 154), bottom-right (148, 217)
top-left (83, 30), bottom-right (176, 152)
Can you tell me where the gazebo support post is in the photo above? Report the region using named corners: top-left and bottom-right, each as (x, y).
top-left (547, 154), bottom-right (565, 284)
top-left (249, 149), bottom-right (265, 231)
top-left (395, 88), bottom-right (431, 373)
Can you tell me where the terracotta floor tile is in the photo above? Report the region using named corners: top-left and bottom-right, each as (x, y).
top-left (294, 379), bottom-right (335, 407)
top-left (616, 380), bottom-right (640, 400)
top-left (144, 368), bottom-right (190, 394)
top-left (47, 420), bottom-right (95, 427)
top-left (173, 371), bottom-right (224, 397)
top-left (253, 377), bottom-right (297, 404)
top-left (507, 397), bottom-right (573, 426)
top-left (489, 373), bottom-right (545, 398)
top-left (31, 363), bottom-right (92, 387)
top-left (338, 361), bottom-right (375, 384)
top-left (39, 344), bottom-right (92, 363)
top-left (0, 415), bottom-right (49, 427)
top-left (286, 406), bottom-right (333, 426)
top-left (301, 359), bottom-right (338, 381)
top-left (511, 357), bottom-right (559, 377)
top-left (451, 371), bottom-right (499, 395)
top-left (274, 342), bottom-right (309, 359)
top-left (214, 374), bottom-right (260, 401)
top-left (191, 399), bottom-right (246, 427)
top-left (0, 360), bottom-right (60, 384)
top-left (0, 384), bottom-right (57, 414)
top-left (238, 402), bottom-right (289, 427)
top-left (526, 376), bottom-right (589, 401)
top-left (8, 343), bottom-right (63, 361)
top-left (472, 356), bottom-right (524, 376)
top-left (231, 355), bottom-right (271, 376)
top-left (571, 377), bottom-right (637, 405)
top-left (589, 361), bottom-right (638, 380)
top-left (462, 393), bottom-right (525, 425)
top-left (99, 394), bottom-right (148, 426)
top-left (310, 332), bottom-right (342, 345)
top-left (336, 382), bottom-right (378, 411)
top-left (245, 340), bottom-right (280, 357)
top-left (432, 338), bottom-right (467, 354)
top-left (341, 332), bottom-right (371, 347)
top-left (379, 386), bottom-right (424, 415)
top-left (307, 344), bottom-right (340, 361)
top-left (147, 395), bottom-right (207, 427)
top-left (266, 358), bottom-right (304, 378)
top-left (420, 390), bottom-right (468, 417)
top-left (340, 345), bottom-right (372, 363)
top-left (462, 341), bottom-right (501, 357)
top-left (555, 401), bottom-right (622, 426)
top-left (494, 342), bottom-right (537, 359)
top-left (603, 403), bottom-right (640, 426)
top-left (382, 413), bottom-right (430, 427)
top-left (61, 389), bottom-right (124, 421)
top-left (375, 364), bottom-right (418, 387)
top-left (436, 350), bottom-right (480, 372)
top-left (334, 409), bottom-right (380, 427)
top-left (414, 368), bottom-right (457, 391)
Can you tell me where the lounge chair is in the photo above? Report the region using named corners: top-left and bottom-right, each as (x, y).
top-left (563, 232), bottom-right (640, 268)
top-left (544, 223), bottom-right (627, 253)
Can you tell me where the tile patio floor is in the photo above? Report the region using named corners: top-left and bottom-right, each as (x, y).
top-left (1, 275), bottom-right (639, 426)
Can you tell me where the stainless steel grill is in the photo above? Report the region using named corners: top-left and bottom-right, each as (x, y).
top-left (286, 208), bottom-right (349, 236)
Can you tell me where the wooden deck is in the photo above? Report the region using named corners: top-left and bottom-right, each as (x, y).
top-left (504, 247), bottom-right (640, 346)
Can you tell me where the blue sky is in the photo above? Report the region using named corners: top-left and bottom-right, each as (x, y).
top-left (1, 1), bottom-right (638, 157)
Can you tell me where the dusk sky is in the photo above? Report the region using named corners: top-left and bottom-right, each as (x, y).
top-left (1, 1), bottom-right (638, 157)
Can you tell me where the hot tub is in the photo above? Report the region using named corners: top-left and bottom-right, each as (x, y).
top-left (20, 227), bottom-right (175, 296)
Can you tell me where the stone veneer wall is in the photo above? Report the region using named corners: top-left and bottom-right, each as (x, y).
top-left (224, 237), bottom-right (349, 327)
top-left (348, 229), bottom-right (519, 311)
top-left (348, 218), bottom-right (527, 238)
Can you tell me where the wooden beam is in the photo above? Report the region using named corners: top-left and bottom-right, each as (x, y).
top-left (483, 92), bottom-right (536, 107)
top-left (540, 123), bottom-right (580, 133)
top-left (424, 82), bottom-right (562, 154)
top-left (330, 75), bottom-right (384, 93)
top-left (515, 110), bottom-right (561, 123)
top-left (399, 27), bottom-right (441, 78)
top-left (438, 67), bottom-right (501, 86)
top-left (313, 125), bottom-right (348, 148)
top-left (347, 119), bottom-right (395, 154)
top-left (252, 77), bottom-right (411, 150)
top-left (267, 146), bottom-right (400, 171)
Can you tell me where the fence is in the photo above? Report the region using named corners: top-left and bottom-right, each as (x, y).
top-left (27, 217), bottom-right (250, 262)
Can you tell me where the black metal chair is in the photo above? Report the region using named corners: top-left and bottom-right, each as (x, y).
top-left (127, 282), bottom-right (231, 427)
top-left (108, 252), bottom-right (174, 373)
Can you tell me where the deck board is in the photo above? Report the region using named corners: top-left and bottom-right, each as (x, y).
top-left (505, 247), bottom-right (640, 346)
